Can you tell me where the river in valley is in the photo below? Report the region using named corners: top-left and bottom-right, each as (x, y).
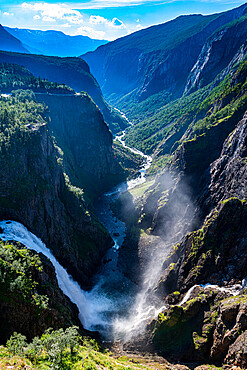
top-left (1, 128), bottom-right (246, 344)
top-left (0, 130), bottom-right (155, 343)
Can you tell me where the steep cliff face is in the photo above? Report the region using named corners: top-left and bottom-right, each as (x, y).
top-left (0, 95), bottom-right (112, 286)
top-left (139, 63), bottom-right (247, 287)
top-left (36, 93), bottom-right (124, 198)
top-left (185, 16), bottom-right (247, 94)
top-left (149, 288), bottom-right (247, 367)
top-left (167, 113), bottom-right (247, 292)
top-left (117, 58), bottom-right (247, 365)
top-left (0, 51), bottom-right (127, 134)
top-left (82, 3), bottom-right (247, 108)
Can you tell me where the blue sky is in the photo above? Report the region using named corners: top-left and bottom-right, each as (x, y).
top-left (0, 0), bottom-right (246, 40)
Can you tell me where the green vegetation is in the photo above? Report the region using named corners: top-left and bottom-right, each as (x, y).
top-left (0, 90), bottom-right (46, 149)
top-left (124, 85), bottom-right (211, 154)
top-left (0, 239), bottom-right (48, 309)
top-left (0, 63), bottom-right (74, 94)
top-left (113, 139), bottom-right (144, 179)
top-left (109, 13), bottom-right (218, 54)
top-left (125, 60), bottom-right (247, 174)
top-left (0, 327), bottom-right (175, 369)
top-left (128, 179), bottom-right (155, 200)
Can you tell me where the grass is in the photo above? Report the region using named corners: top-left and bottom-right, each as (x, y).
top-left (0, 342), bottom-right (178, 370)
top-left (129, 179), bottom-right (155, 200)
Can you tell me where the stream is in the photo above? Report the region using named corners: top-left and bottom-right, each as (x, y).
top-left (1, 125), bottom-right (246, 344)
top-left (0, 130), bottom-right (154, 342)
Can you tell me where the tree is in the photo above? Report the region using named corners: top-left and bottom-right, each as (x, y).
top-left (6, 332), bottom-right (27, 356)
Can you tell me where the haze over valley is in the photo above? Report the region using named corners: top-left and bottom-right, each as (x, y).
top-left (0, 1), bottom-right (247, 369)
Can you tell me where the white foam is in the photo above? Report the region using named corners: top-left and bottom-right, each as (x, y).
top-left (0, 220), bottom-right (112, 331)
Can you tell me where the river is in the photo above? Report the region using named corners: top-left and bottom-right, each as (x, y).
top-left (0, 130), bottom-right (153, 342)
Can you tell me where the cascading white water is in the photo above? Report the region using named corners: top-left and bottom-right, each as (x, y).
top-left (112, 252), bottom-right (168, 342)
top-left (1, 124), bottom-right (245, 344)
top-left (0, 130), bottom-right (154, 341)
top-left (179, 282), bottom-right (246, 307)
top-left (0, 220), bottom-right (112, 331)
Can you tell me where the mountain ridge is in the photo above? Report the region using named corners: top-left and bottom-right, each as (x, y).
top-left (4, 26), bottom-right (108, 57)
top-left (0, 24), bottom-right (28, 54)
top-left (82, 2), bottom-right (247, 106)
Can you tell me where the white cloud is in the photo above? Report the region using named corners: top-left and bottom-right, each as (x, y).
top-left (111, 18), bottom-right (125, 28)
top-left (68, 0), bottom-right (161, 9)
top-left (61, 23), bottom-right (72, 28)
top-left (21, 2), bottom-right (83, 24)
top-left (3, 12), bottom-right (14, 16)
top-left (42, 15), bottom-right (56, 22)
top-left (89, 15), bottom-right (107, 24)
top-left (89, 15), bottom-right (126, 28)
top-left (75, 26), bottom-right (106, 39)
top-left (8, 2), bottom-right (140, 41)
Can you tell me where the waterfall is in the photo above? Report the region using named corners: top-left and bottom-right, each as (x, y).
top-left (0, 128), bottom-right (155, 340)
top-left (0, 220), bottom-right (112, 331)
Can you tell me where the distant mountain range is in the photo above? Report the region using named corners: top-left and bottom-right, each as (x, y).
top-left (0, 24), bottom-right (28, 53)
top-left (1, 26), bottom-right (108, 57)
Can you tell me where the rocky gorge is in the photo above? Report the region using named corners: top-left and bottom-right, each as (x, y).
top-left (0, 3), bottom-right (247, 369)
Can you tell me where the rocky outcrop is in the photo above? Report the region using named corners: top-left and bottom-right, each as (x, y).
top-left (156, 198), bottom-right (247, 298)
top-left (200, 113), bottom-right (247, 212)
top-left (0, 105), bottom-right (112, 287)
top-left (150, 112), bottom-right (247, 296)
top-left (120, 60), bottom-right (247, 366)
top-left (36, 93), bottom-right (124, 198)
top-left (150, 289), bottom-right (247, 366)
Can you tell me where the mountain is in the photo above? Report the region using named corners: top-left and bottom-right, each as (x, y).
top-left (0, 63), bottom-right (144, 348)
top-left (0, 24), bottom-right (28, 53)
top-left (0, 63), bottom-right (126, 287)
top-left (0, 50), bottom-right (128, 133)
top-left (124, 12), bottom-right (247, 159)
top-left (82, 3), bottom-right (247, 109)
top-left (5, 27), bottom-right (108, 57)
top-left (115, 48), bottom-right (247, 368)
top-left (1, 3), bottom-right (247, 369)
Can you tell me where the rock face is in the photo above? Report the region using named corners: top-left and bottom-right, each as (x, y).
top-left (185, 17), bottom-right (247, 94)
top-left (150, 289), bottom-right (247, 367)
top-left (0, 50), bottom-right (127, 133)
top-left (36, 93), bottom-right (124, 198)
top-left (121, 55), bottom-right (247, 366)
top-left (82, 3), bottom-right (247, 106)
top-left (146, 110), bottom-right (247, 299)
top-left (200, 113), bottom-right (247, 212)
top-left (0, 98), bottom-right (113, 287)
